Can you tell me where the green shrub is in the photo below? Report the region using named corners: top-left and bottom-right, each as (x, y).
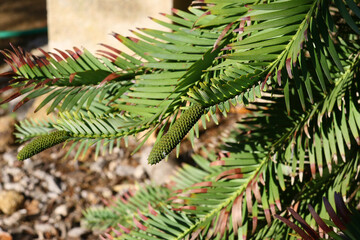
top-left (1, 0), bottom-right (360, 239)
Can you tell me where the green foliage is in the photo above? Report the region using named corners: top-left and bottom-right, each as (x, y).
top-left (276, 192), bottom-right (360, 239)
top-left (1, 0), bottom-right (360, 239)
top-left (83, 185), bottom-right (171, 231)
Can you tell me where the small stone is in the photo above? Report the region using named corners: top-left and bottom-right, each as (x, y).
top-left (55, 221), bottom-right (67, 239)
top-left (2, 209), bottom-right (27, 226)
top-left (3, 152), bottom-right (17, 166)
top-left (45, 175), bottom-right (62, 194)
top-left (54, 204), bottom-right (68, 217)
top-left (101, 188), bottom-right (112, 199)
top-left (47, 192), bottom-right (60, 199)
top-left (105, 171), bottom-right (115, 179)
top-left (34, 223), bottom-right (55, 232)
top-left (40, 215), bottom-right (49, 222)
top-left (74, 186), bottom-right (81, 193)
top-left (32, 169), bottom-right (47, 180)
top-left (0, 116), bottom-right (15, 152)
top-left (81, 191), bottom-right (97, 204)
top-left (113, 147), bottom-right (122, 155)
top-left (34, 223), bottom-right (57, 239)
top-left (112, 183), bottom-right (135, 194)
top-left (22, 158), bottom-right (35, 170)
top-left (0, 190), bottom-right (25, 215)
top-left (49, 151), bottom-right (65, 160)
top-left (48, 218), bottom-right (55, 224)
top-left (108, 161), bottom-right (118, 172)
top-left (112, 184), bottom-right (123, 193)
top-left (21, 177), bottom-right (35, 191)
top-left (25, 199), bottom-right (40, 216)
top-left (115, 165), bottom-right (135, 177)
top-left (134, 165), bottom-right (146, 179)
top-left (3, 182), bottom-right (24, 193)
top-left (80, 190), bottom-right (88, 198)
top-left (0, 231), bottom-right (12, 240)
top-left (1, 173), bottom-right (10, 185)
top-left (4, 167), bottom-right (22, 179)
top-left (13, 225), bottom-right (35, 236)
top-left (30, 186), bottom-right (48, 202)
top-left (67, 227), bottom-right (90, 238)
top-left (90, 157), bottom-right (106, 173)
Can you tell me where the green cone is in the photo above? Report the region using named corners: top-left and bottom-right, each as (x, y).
top-left (17, 130), bottom-right (70, 161)
top-left (148, 104), bottom-right (204, 165)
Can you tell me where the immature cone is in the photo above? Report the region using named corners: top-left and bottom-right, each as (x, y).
top-left (148, 104), bottom-right (204, 165)
top-left (17, 130), bottom-right (70, 161)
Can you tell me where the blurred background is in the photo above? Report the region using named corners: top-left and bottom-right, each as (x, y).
top-left (0, 1), bottom-right (202, 240)
top-left (0, 0), bottom-right (47, 53)
top-left (0, 0), bottom-right (192, 63)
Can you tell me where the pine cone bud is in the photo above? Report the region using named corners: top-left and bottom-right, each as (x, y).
top-left (148, 104), bottom-right (204, 165)
top-left (17, 130), bottom-right (70, 161)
